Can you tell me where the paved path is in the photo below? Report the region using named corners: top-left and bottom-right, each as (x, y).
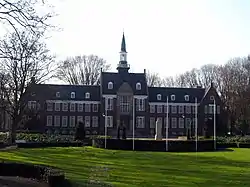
top-left (0, 176), bottom-right (48, 187)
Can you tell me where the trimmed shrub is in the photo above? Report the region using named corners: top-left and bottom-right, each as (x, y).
top-left (0, 161), bottom-right (65, 187)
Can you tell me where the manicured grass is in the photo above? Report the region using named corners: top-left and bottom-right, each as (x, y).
top-left (0, 147), bottom-right (249, 186)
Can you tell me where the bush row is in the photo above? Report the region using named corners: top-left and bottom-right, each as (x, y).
top-left (93, 138), bottom-right (217, 152)
top-left (0, 161), bottom-right (65, 187)
top-left (16, 141), bottom-right (88, 148)
top-left (216, 136), bottom-right (250, 143)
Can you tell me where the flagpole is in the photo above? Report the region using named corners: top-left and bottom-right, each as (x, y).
top-left (195, 97), bottom-right (198, 152)
top-left (104, 98), bottom-right (108, 149)
top-left (132, 97), bottom-right (135, 151)
top-left (213, 99), bottom-right (216, 150)
top-left (166, 96), bottom-right (169, 152)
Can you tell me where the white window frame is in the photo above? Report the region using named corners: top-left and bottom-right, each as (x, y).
top-left (204, 105), bottom-right (208, 114)
top-left (54, 115), bottom-right (60, 127)
top-left (136, 116), bottom-right (145, 128)
top-left (108, 82), bottom-right (113, 89)
top-left (171, 117), bottom-right (177, 128)
top-left (185, 106), bottom-right (191, 114)
top-left (157, 94), bottom-right (162, 101)
top-left (92, 104), bottom-right (99, 112)
top-left (150, 105), bottom-right (155, 113)
top-left (136, 98), bottom-right (145, 111)
top-left (92, 116), bottom-right (99, 127)
top-left (46, 115), bottom-right (52, 126)
top-left (185, 118), bottom-right (191, 128)
top-left (157, 105), bottom-right (163, 113)
top-left (171, 95), bottom-right (175, 101)
top-left (136, 82), bottom-right (141, 90)
top-left (217, 105), bottom-right (220, 114)
top-left (85, 116), bottom-right (91, 127)
top-left (171, 105), bottom-right (177, 114)
top-left (107, 98), bottom-right (113, 110)
top-left (77, 116), bottom-right (83, 125)
top-left (184, 95), bottom-right (189, 101)
top-left (47, 102), bottom-right (53, 111)
top-left (62, 116), bottom-right (68, 127)
top-left (85, 103), bottom-right (91, 112)
top-left (28, 101), bottom-right (37, 110)
top-left (71, 92), bottom-right (75, 99)
top-left (55, 102), bottom-right (60, 111)
top-left (150, 117), bottom-right (155, 128)
top-left (178, 118), bottom-right (184, 128)
top-left (70, 103), bottom-right (75, 112)
top-left (62, 103), bottom-right (68, 111)
top-left (85, 92), bottom-right (90, 99)
top-left (106, 116), bottom-right (113, 127)
top-left (56, 92), bottom-right (60, 98)
top-left (119, 96), bottom-right (130, 113)
top-left (178, 105), bottom-right (184, 114)
top-left (69, 116), bottom-right (76, 127)
top-left (78, 103), bottom-right (83, 112)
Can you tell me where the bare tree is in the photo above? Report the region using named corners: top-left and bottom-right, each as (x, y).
top-left (0, 0), bottom-right (54, 37)
top-left (56, 55), bottom-right (111, 85)
top-left (0, 30), bottom-right (55, 142)
top-left (146, 71), bottom-right (162, 87)
top-left (162, 76), bottom-right (176, 87)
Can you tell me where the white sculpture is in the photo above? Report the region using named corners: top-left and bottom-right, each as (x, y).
top-left (155, 118), bottom-right (162, 140)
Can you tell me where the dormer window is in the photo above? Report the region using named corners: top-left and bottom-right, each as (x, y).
top-left (56, 92), bottom-right (60, 98)
top-left (157, 94), bottom-right (162, 101)
top-left (71, 92), bottom-right (75, 99)
top-left (108, 82), bottom-right (113, 89)
top-left (171, 95), bottom-right (175, 101)
top-left (85, 92), bottom-right (90, 99)
top-left (136, 82), bottom-right (141, 90)
top-left (184, 95), bottom-right (189, 101)
top-left (210, 96), bottom-right (214, 100)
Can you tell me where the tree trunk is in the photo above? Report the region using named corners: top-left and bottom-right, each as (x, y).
top-left (9, 117), bottom-right (17, 144)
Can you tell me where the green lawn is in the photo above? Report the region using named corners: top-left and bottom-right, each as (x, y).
top-left (0, 147), bottom-right (249, 187)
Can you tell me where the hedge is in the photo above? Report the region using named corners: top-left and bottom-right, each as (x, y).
top-left (92, 138), bottom-right (217, 152)
top-left (0, 161), bottom-right (65, 187)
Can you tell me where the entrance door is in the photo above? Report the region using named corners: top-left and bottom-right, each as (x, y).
top-left (120, 115), bottom-right (130, 130)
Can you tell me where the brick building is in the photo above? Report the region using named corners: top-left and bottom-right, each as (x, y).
top-left (20, 33), bottom-right (226, 137)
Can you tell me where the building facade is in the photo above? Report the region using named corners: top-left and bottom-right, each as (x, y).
top-left (21, 33), bottom-right (226, 137)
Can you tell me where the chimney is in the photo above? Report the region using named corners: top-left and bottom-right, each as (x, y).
top-left (144, 69), bottom-right (146, 74)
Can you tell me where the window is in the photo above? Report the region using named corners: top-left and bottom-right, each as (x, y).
top-left (62, 103), bottom-right (68, 111)
top-left (178, 106), bottom-right (184, 113)
top-left (136, 116), bottom-right (145, 128)
top-left (107, 98), bottom-right (113, 110)
top-left (56, 92), bottom-right (60, 98)
top-left (85, 103), bottom-right (91, 112)
top-left (77, 116), bottom-right (83, 125)
top-left (157, 105), bottom-right (163, 113)
top-left (210, 96), bottom-right (214, 100)
top-left (204, 105), bottom-right (208, 114)
top-left (217, 105), bottom-right (220, 114)
top-left (150, 105), bottom-right (155, 113)
top-left (136, 98), bottom-right (145, 111)
top-left (157, 94), bottom-right (162, 101)
top-left (47, 102), bottom-right (53, 111)
top-left (171, 117), bottom-right (177, 128)
top-left (185, 118), bottom-right (191, 128)
top-left (209, 104), bottom-right (215, 114)
top-left (185, 106), bottom-right (191, 114)
top-left (54, 116), bottom-right (60, 127)
top-left (157, 117), bottom-right (162, 128)
top-left (164, 105), bottom-right (169, 113)
top-left (171, 106), bottom-right (177, 114)
top-left (69, 116), bottom-right (75, 127)
top-left (184, 95), bottom-right (189, 101)
top-left (106, 116), bottom-right (113, 127)
top-left (78, 103), bottom-right (83, 112)
top-left (85, 92), bottom-right (90, 99)
top-left (71, 92), bottom-right (75, 99)
top-left (28, 101), bottom-right (37, 110)
top-left (46, 115), bottom-right (52, 126)
top-left (164, 117), bottom-right (170, 128)
top-left (108, 82), bottom-right (113, 89)
top-left (150, 117), bottom-right (155, 128)
top-left (92, 104), bottom-right (99, 112)
top-left (84, 116), bottom-right (91, 127)
top-left (136, 82), bottom-right (141, 90)
top-left (179, 118), bottom-right (184, 128)
top-left (70, 103), bottom-right (75, 112)
top-left (55, 103), bottom-right (60, 111)
top-left (92, 116), bottom-right (99, 127)
top-left (171, 95), bottom-right (175, 101)
top-left (119, 95), bottom-right (130, 113)
top-left (62, 116), bottom-right (68, 127)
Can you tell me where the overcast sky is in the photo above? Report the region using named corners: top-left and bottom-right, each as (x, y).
top-left (7, 0), bottom-right (250, 82)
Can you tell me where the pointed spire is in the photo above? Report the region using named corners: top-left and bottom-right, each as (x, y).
top-left (121, 32), bottom-right (127, 53)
